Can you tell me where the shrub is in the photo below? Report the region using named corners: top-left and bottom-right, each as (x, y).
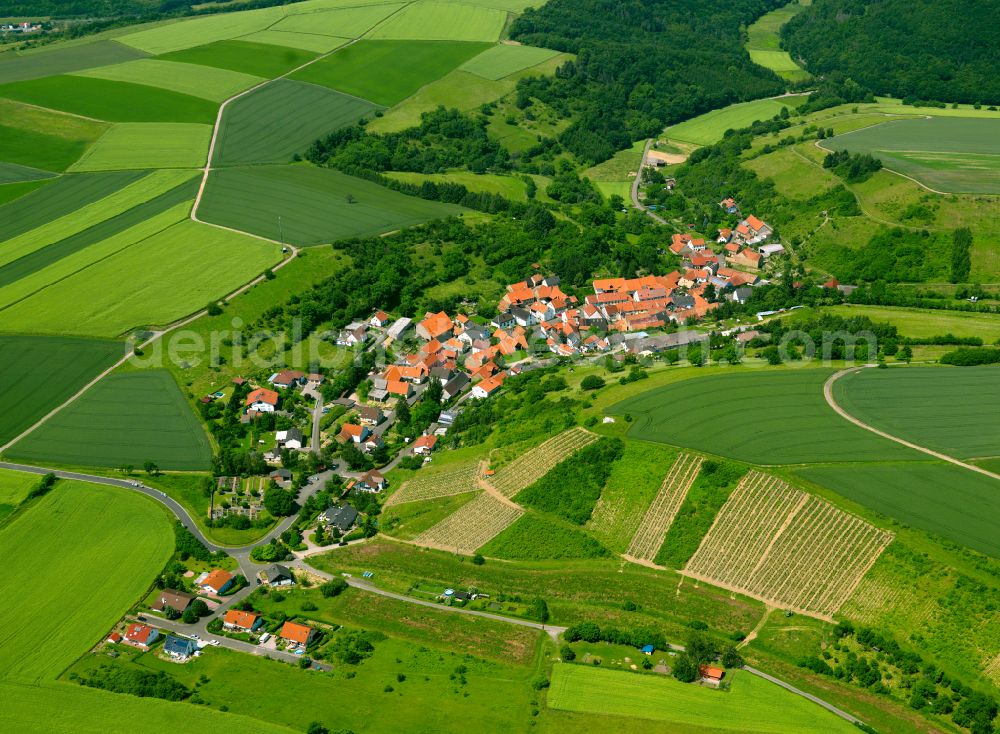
top-left (320, 578), bottom-right (348, 598)
top-left (580, 375), bottom-right (605, 390)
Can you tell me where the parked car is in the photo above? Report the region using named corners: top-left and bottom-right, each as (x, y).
top-left (259, 632), bottom-right (270, 643)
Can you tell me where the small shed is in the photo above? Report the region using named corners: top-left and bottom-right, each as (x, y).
top-left (641, 644), bottom-right (655, 656)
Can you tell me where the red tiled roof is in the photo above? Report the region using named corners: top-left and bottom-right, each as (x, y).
top-left (280, 621), bottom-right (314, 645)
top-left (246, 388), bottom-right (278, 407)
top-left (224, 609), bottom-right (259, 629)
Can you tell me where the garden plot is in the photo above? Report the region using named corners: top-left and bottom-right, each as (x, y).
top-left (413, 492), bottom-right (523, 554)
top-left (625, 452), bottom-right (702, 562)
top-left (384, 461), bottom-right (482, 506)
top-left (489, 427), bottom-right (598, 498)
top-left (683, 472), bottom-right (893, 618)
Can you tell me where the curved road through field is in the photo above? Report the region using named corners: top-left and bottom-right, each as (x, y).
top-left (823, 366), bottom-right (1000, 481)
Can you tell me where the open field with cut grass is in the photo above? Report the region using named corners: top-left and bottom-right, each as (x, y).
top-left (460, 43), bottom-right (561, 80)
top-left (0, 168), bottom-right (194, 269)
top-left (821, 116), bottom-right (1000, 193)
top-left (384, 170), bottom-right (536, 199)
top-left (0, 480), bottom-right (172, 681)
top-left (0, 216), bottom-right (280, 336)
top-left (292, 39), bottom-right (489, 106)
top-left (158, 39), bottom-right (317, 77)
top-left (369, 1), bottom-right (506, 41)
top-left (8, 370), bottom-right (212, 470)
top-left (199, 164), bottom-right (462, 245)
top-left (832, 366), bottom-right (1000, 459)
top-left (0, 75), bottom-right (218, 123)
top-left (236, 28), bottom-right (348, 53)
top-left (796, 462), bottom-right (1000, 558)
top-left (0, 39), bottom-right (148, 85)
top-left (212, 79), bottom-right (379, 166)
top-left (479, 512), bottom-right (610, 559)
top-left (746, 145), bottom-right (839, 198)
top-left (548, 665), bottom-right (856, 733)
top-left (824, 306), bottom-right (1000, 342)
top-left (614, 369), bottom-right (919, 464)
top-left (73, 58), bottom-right (264, 102)
top-left (0, 98), bottom-right (109, 172)
top-left (745, 0), bottom-right (810, 83)
top-left (69, 123), bottom-right (211, 171)
top-left (0, 335), bottom-right (125, 447)
top-left (0, 467), bottom-right (37, 519)
top-left (117, 5), bottom-right (285, 54)
top-left (668, 97), bottom-right (802, 146)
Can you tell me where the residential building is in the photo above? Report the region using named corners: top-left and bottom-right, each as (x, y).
top-left (416, 311), bottom-right (454, 341)
top-left (275, 428), bottom-right (304, 450)
top-left (223, 609), bottom-right (263, 633)
top-left (385, 317), bottom-right (413, 341)
top-left (321, 505), bottom-right (358, 532)
top-left (163, 635), bottom-right (198, 660)
top-left (412, 434), bottom-right (437, 455)
top-left (356, 405), bottom-right (384, 426)
top-left (280, 621), bottom-right (317, 648)
top-left (124, 623), bottom-right (159, 649)
top-left (263, 564), bottom-right (295, 586)
top-left (271, 370), bottom-right (305, 389)
top-left (356, 470), bottom-right (386, 492)
top-left (339, 423), bottom-right (371, 444)
top-left (198, 569), bottom-right (235, 595)
top-left (442, 373), bottom-right (470, 400)
top-left (150, 589), bottom-right (194, 615)
top-left (370, 310), bottom-right (391, 328)
top-left (246, 388), bottom-right (279, 413)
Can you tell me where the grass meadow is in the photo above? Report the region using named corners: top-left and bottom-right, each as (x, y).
top-left (548, 665), bottom-right (856, 733)
top-left (668, 97), bottom-right (800, 145)
top-left (68, 123), bottom-right (211, 170)
top-left (613, 369), bottom-right (920, 464)
top-left (158, 39), bottom-right (317, 77)
top-left (0, 39), bottom-right (147, 85)
top-left (479, 512), bottom-right (610, 560)
top-left (370, 2), bottom-right (506, 41)
top-left (271, 2), bottom-right (405, 37)
top-left (384, 170), bottom-right (535, 199)
top-left (745, 146), bottom-right (840, 199)
top-left (821, 116), bottom-right (1000, 193)
top-left (212, 79), bottom-right (379, 166)
top-left (7, 370), bottom-right (212, 470)
top-left (0, 75), bottom-right (218, 123)
top-left (198, 165), bottom-right (462, 244)
top-left (745, 1), bottom-right (810, 83)
top-left (73, 57), bottom-right (264, 102)
top-left (459, 43), bottom-right (562, 80)
top-left (832, 365), bottom-right (1000, 459)
top-left (0, 467), bottom-right (38, 520)
top-left (291, 39), bottom-right (489, 106)
top-left (824, 305), bottom-right (1000, 341)
top-left (0, 98), bottom-right (109, 172)
top-left (796, 462), bottom-right (1000, 558)
top-left (118, 5), bottom-right (285, 54)
top-left (0, 216), bottom-right (280, 336)
top-left (0, 335), bottom-right (125, 446)
top-left (0, 480), bottom-right (173, 681)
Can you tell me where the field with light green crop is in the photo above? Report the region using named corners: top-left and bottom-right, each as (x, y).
top-left (745, 1), bottom-right (810, 82)
top-left (548, 665), bottom-right (856, 733)
top-left (0, 39), bottom-right (147, 85)
top-left (0, 99), bottom-right (109, 172)
top-left (212, 79), bottom-right (378, 166)
top-left (824, 305), bottom-right (1000, 341)
top-left (117, 5), bottom-right (286, 54)
top-left (8, 370), bottom-right (212, 470)
top-left (0, 217), bottom-right (279, 336)
top-left (0, 467), bottom-right (38, 519)
top-left (73, 58), bottom-right (264, 102)
top-left (668, 97), bottom-right (801, 146)
top-left (291, 39), bottom-right (489, 106)
top-left (198, 165), bottom-right (462, 245)
top-left (0, 75), bottom-right (218, 123)
top-left (237, 29), bottom-right (347, 53)
top-left (0, 480), bottom-right (173, 681)
top-left (614, 369), bottom-right (919, 464)
top-left (69, 123), bottom-right (211, 171)
top-left (271, 2), bottom-right (404, 37)
top-left (459, 43), bottom-right (561, 80)
top-left (159, 39), bottom-right (317, 77)
top-left (370, 1), bottom-right (506, 41)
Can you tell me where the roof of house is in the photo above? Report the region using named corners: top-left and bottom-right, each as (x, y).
top-left (340, 423), bottom-right (367, 439)
top-left (272, 369), bottom-right (304, 385)
top-left (125, 623), bottom-right (155, 644)
top-left (264, 563), bottom-right (293, 583)
top-left (151, 589), bottom-right (195, 612)
top-left (745, 215), bottom-right (766, 231)
top-left (476, 374), bottom-right (505, 395)
top-left (280, 621), bottom-right (315, 645)
top-left (224, 609), bottom-right (259, 629)
top-left (413, 434), bottom-right (437, 450)
top-left (163, 635), bottom-right (196, 656)
top-left (373, 310), bottom-right (390, 322)
top-left (323, 504), bottom-right (358, 530)
top-left (387, 379), bottom-right (410, 396)
top-left (246, 388), bottom-right (279, 407)
top-left (361, 469), bottom-right (385, 486)
top-left (357, 405), bottom-right (383, 421)
top-left (418, 311), bottom-right (453, 339)
top-left (700, 665), bottom-right (725, 680)
top-left (200, 569), bottom-right (234, 591)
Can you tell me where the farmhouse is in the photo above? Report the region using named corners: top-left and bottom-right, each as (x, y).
top-left (124, 623), bottom-right (159, 649)
top-left (728, 248), bottom-right (763, 270)
top-left (223, 609), bottom-right (263, 633)
top-left (412, 434), bottom-right (438, 455)
top-left (246, 388), bottom-right (279, 413)
top-left (370, 310), bottom-right (391, 328)
top-left (150, 589), bottom-right (195, 614)
top-left (732, 215), bottom-right (772, 245)
top-left (699, 665), bottom-right (726, 686)
top-left (163, 635), bottom-right (198, 661)
top-left (280, 621), bottom-right (318, 648)
top-left (198, 569), bottom-right (235, 595)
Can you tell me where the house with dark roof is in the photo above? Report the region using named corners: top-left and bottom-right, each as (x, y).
top-left (443, 372), bottom-right (470, 401)
top-left (321, 505), bottom-right (358, 532)
top-left (163, 635), bottom-right (198, 660)
top-left (263, 564), bottom-right (295, 586)
top-left (151, 589), bottom-right (195, 615)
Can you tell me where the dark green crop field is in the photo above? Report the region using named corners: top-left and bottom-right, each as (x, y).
top-left (0, 162), bottom-right (57, 185)
top-left (158, 39), bottom-right (317, 78)
top-left (796, 462), bottom-right (1000, 557)
top-left (833, 365), bottom-right (1000, 459)
top-left (7, 369), bottom-right (212, 471)
top-left (290, 40), bottom-right (490, 106)
top-left (211, 79), bottom-right (379, 166)
top-left (0, 335), bottom-right (126, 447)
top-left (0, 75), bottom-right (218, 123)
top-left (613, 369), bottom-right (920, 464)
top-left (198, 165), bottom-right (463, 245)
top-left (0, 40), bottom-right (148, 85)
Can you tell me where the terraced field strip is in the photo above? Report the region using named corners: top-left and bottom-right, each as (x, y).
top-left (489, 427), bottom-right (599, 498)
top-left (413, 492), bottom-right (523, 554)
top-left (625, 453), bottom-right (702, 561)
top-left (683, 473), bottom-right (893, 618)
top-left (385, 461), bottom-right (482, 506)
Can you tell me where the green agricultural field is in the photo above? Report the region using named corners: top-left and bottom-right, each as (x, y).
top-left (0, 178), bottom-right (52, 206)
top-left (0, 162), bottom-right (56, 184)
top-left (7, 370), bottom-right (212, 470)
top-left (0, 39), bottom-right (148, 85)
top-left (0, 75), bottom-right (218, 123)
top-left (0, 480), bottom-right (172, 681)
top-left (0, 335), bottom-right (125, 447)
top-left (198, 165), bottom-right (463, 245)
top-left (0, 467), bottom-right (37, 520)
top-left (383, 492), bottom-right (480, 540)
top-left (745, 146), bottom-right (839, 199)
top-left (668, 97), bottom-right (800, 146)
top-left (548, 665), bottom-right (856, 733)
top-left (212, 79), bottom-right (379, 166)
top-left (0, 217), bottom-right (280, 336)
top-left (69, 123), bottom-right (211, 171)
top-left (291, 40), bottom-right (489, 106)
top-left (613, 369), bottom-right (920, 464)
top-left (832, 366), bottom-right (1000, 459)
top-left (236, 29), bottom-right (348, 53)
top-left (272, 2), bottom-right (405, 37)
top-left (745, 1), bottom-right (810, 83)
top-left (117, 5), bottom-right (285, 54)
top-left (369, 2), bottom-right (506, 41)
top-left (821, 116), bottom-right (1000, 193)
top-left (0, 168), bottom-right (194, 270)
top-left (796, 462), bottom-right (1000, 557)
top-left (479, 513), bottom-right (610, 560)
top-left (0, 98), bottom-right (109, 172)
top-left (158, 39), bottom-right (317, 77)
top-left (460, 43), bottom-right (561, 80)
top-left (384, 170), bottom-right (534, 199)
top-left (73, 58), bottom-right (264, 102)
